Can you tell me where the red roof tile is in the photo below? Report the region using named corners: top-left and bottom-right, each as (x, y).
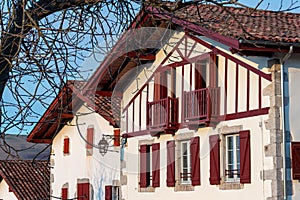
top-left (0, 160), bottom-right (50, 200)
top-left (153, 4), bottom-right (300, 44)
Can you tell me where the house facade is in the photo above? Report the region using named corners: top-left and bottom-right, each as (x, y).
top-left (27, 81), bottom-right (122, 200)
top-left (84, 3), bottom-right (300, 200)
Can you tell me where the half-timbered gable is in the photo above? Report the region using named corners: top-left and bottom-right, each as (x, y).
top-left (122, 31), bottom-right (271, 137)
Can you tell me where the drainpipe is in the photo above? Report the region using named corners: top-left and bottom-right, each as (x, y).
top-left (280, 46), bottom-right (293, 200)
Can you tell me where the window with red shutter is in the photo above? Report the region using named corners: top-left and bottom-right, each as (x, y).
top-left (239, 130), bottom-right (251, 183)
top-left (166, 140), bottom-right (175, 187)
top-left (139, 144), bottom-right (148, 188)
top-left (114, 129), bottom-right (120, 147)
top-left (63, 137), bottom-right (70, 154)
top-left (292, 142), bottom-right (300, 179)
top-left (139, 143), bottom-right (160, 189)
top-left (152, 143), bottom-right (160, 188)
top-left (209, 134), bottom-right (220, 185)
top-left (61, 188), bottom-right (68, 200)
top-left (105, 185), bottom-right (112, 200)
top-left (77, 182), bottom-right (90, 200)
top-left (191, 137), bottom-right (200, 186)
top-left (86, 127), bottom-right (94, 156)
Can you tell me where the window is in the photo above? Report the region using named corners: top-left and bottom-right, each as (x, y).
top-left (63, 137), bottom-right (70, 155)
top-left (209, 130), bottom-right (251, 186)
top-left (139, 143), bottom-right (160, 189)
top-left (292, 142), bottom-right (300, 180)
top-left (61, 188), bottom-right (68, 200)
top-left (77, 182), bottom-right (90, 200)
top-left (86, 127), bottom-right (94, 156)
top-left (178, 137), bottom-right (200, 187)
top-left (181, 140), bottom-right (191, 184)
top-left (105, 185), bottom-right (120, 200)
top-left (225, 134), bottom-right (240, 182)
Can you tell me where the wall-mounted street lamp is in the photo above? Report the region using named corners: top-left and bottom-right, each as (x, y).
top-left (98, 130), bottom-right (126, 156)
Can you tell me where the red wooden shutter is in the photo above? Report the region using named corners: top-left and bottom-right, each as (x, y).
top-left (191, 136), bottom-right (200, 186)
top-left (239, 130), bottom-right (251, 183)
top-left (62, 188), bottom-right (68, 200)
top-left (152, 143), bottom-right (160, 187)
top-left (77, 183), bottom-right (90, 200)
top-left (113, 129), bottom-right (120, 146)
top-left (166, 140), bottom-right (176, 187)
top-left (63, 138), bottom-right (69, 154)
top-left (105, 185), bottom-right (112, 200)
top-left (292, 142), bottom-right (300, 179)
top-left (86, 127), bottom-right (94, 149)
top-left (139, 145), bottom-right (148, 188)
top-left (209, 134), bottom-right (220, 185)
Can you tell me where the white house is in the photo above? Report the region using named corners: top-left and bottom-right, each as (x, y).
top-left (84, 3), bottom-right (300, 200)
top-left (27, 81), bottom-right (122, 200)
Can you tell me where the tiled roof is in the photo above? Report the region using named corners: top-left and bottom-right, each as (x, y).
top-left (0, 160), bottom-right (50, 200)
top-left (155, 3), bottom-right (300, 44)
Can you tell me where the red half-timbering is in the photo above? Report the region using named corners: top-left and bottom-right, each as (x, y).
top-left (122, 33), bottom-right (271, 137)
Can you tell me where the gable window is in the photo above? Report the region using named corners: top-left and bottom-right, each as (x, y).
top-left (225, 134), bottom-right (240, 182)
top-left (63, 137), bottom-right (70, 155)
top-left (139, 143), bottom-right (160, 190)
top-left (180, 140), bottom-right (191, 184)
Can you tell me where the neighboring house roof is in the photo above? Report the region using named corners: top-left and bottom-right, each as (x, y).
top-left (27, 81), bottom-right (120, 143)
top-left (0, 160), bottom-right (50, 200)
top-left (0, 134), bottom-right (50, 160)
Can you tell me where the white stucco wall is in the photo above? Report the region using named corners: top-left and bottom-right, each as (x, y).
top-left (0, 179), bottom-right (18, 200)
top-left (286, 55), bottom-right (300, 200)
top-left (121, 115), bottom-right (272, 200)
top-left (50, 105), bottom-right (120, 200)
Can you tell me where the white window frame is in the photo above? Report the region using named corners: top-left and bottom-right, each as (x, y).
top-left (112, 186), bottom-right (120, 200)
top-left (225, 134), bottom-right (240, 182)
top-left (180, 140), bottom-right (191, 184)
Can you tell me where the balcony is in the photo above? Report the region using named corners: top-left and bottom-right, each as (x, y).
top-left (147, 97), bottom-right (179, 135)
top-left (183, 87), bottom-right (220, 128)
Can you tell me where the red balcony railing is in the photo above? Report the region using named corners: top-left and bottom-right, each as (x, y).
top-left (183, 87), bottom-right (220, 125)
top-left (147, 97), bottom-right (179, 133)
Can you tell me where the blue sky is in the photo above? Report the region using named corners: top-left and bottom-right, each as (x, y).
top-left (239, 0), bottom-right (300, 12)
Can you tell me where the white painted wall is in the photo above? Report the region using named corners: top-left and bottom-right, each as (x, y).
top-left (121, 115), bottom-right (272, 200)
top-left (50, 105), bottom-right (120, 200)
top-left (285, 54), bottom-right (300, 200)
top-left (0, 179), bottom-right (18, 200)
